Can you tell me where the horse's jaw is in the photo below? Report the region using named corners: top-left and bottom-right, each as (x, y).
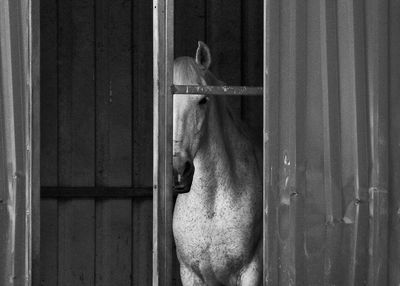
top-left (173, 165), bottom-right (195, 194)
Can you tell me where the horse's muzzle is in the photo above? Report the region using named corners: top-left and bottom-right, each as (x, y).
top-left (173, 161), bottom-right (194, 194)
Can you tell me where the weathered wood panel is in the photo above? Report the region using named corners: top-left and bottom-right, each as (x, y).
top-left (389, 0), bottom-right (400, 284)
top-left (153, 0), bottom-right (174, 284)
top-left (40, 0), bottom-right (59, 284)
top-left (57, 0), bottom-right (96, 285)
top-left (95, 0), bottom-right (133, 285)
top-left (131, 0), bottom-right (154, 282)
top-left (242, 0), bottom-right (263, 141)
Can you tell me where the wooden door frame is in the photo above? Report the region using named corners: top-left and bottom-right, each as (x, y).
top-left (32, 0), bottom-right (41, 284)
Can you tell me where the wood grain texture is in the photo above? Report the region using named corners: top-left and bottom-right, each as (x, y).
top-left (40, 0), bottom-right (59, 284)
top-left (241, 0), bottom-right (263, 142)
top-left (366, 0), bottom-right (389, 285)
top-left (132, 198), bottom-right (153, 286)
top-left (95, 0), bottom-right (133, 285)
top-left (31, 0), bottom-right (41, 282)
top-left (0, 1), bottom-right (17, 283)
top-left (153, 0), bottom-right (174, 284)
top-left (57, 0), bottom-right (96, 285)
top-left (320, 0), bottom-right (344, 284)
top-left (389, 0), bottom-right (400, 284)
top-left (132, 0), bottom-right (154, 284)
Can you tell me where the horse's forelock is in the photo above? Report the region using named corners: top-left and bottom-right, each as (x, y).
top-left (174, 57), bottom-right (207, 85)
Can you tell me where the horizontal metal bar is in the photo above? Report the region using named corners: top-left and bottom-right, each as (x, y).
top-left (41, 186), bottom-right (153, 198)
top-left (172, 85), bottom-right (263, 96)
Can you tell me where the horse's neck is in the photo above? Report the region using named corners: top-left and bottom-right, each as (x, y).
top-left (194, 98), bottom-right (260, 192)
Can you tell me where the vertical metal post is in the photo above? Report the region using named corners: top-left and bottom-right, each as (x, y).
top-left (153, 0), bottom-right (174, 285)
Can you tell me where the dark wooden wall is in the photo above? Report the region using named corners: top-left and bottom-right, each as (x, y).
top-left (40, 0), bottom-right (263, 285)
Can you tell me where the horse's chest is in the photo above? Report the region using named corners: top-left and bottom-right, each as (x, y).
top-left (173, 190), bottom-right (261, 274)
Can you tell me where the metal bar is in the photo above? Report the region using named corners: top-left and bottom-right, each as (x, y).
top-left (153, 0), bottom-right (174, 284)
top-left (172, 85), bottom-right (263, 96)
top-left (366, 0), bottom-right (389, 285)
top-left (263, 0), bottom-right (280, 285)
top-left (41, 187), bottom-right (153, 198)
top-left (40, 186), bottom-right (186, 198)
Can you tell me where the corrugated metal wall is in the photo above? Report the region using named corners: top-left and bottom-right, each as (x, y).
top-left (264, 0), bottom-right (400, 285)
top-left (0, 0), bottom-right (39, 285)
top-left (39, 0), bottom-right (263, 285)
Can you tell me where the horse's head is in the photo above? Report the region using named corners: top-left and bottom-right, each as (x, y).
top-left (173, 41), bottom-right (213, 193)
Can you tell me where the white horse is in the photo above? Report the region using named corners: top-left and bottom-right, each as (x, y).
top-left (172, 41), bottom-right (263, 286)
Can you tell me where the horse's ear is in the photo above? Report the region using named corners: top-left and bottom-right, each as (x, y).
top-left (195, 41), bottom-right (211, 70)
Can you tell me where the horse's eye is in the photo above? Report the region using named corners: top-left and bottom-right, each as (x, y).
top-left (198, 97), bottom-right (209, 105)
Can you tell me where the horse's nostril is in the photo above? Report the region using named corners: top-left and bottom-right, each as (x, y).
top-left (183, 161), bottom-right (192, 176)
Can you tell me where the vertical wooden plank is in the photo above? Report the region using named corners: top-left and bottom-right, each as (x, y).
top-left (263, 0), bottom-right (280, 285)
top-left (95, 0), bottom-right (133, 285)
top-left (0, 0), bottom-right (34, 284)
top-left (132, 0), bottom-right (153, 284)
top-left (278, 0), bottom-right (307, 284)
top-left (153, 0), bottom-right (174, 284)
top-left (31, 0), bottom-right (41, 283)
top-left (40, 0), bottom-right (58, 284)
top-left (320, 1), bottom-right (344, 285)
top-left (11, 1), bottom-right (28, 284)
top-left (338, 1), bottom-right (369, 284)
top-left (389, 0), bottom-right (400, 284)
top-left (242, 0), bottom-right (263, 141)
top-left (206, 0), bottom-right (241, 116)
top-left (0, 1), bottom-right (17, 283)
top-left (132, 198), bottom-right (153, 286)
top-left (58, 0), bottom-right (95, 285)
top-left (366, 0), bottom-right (389, 285)
top-left (174, 0), bottom-right (206, 58)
